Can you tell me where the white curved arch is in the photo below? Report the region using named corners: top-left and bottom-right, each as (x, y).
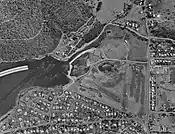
top-left (0, 65), bottom-right (28, 77)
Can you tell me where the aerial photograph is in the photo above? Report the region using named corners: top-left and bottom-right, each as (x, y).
top-left (0, 0), bottom-right (175, 133)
